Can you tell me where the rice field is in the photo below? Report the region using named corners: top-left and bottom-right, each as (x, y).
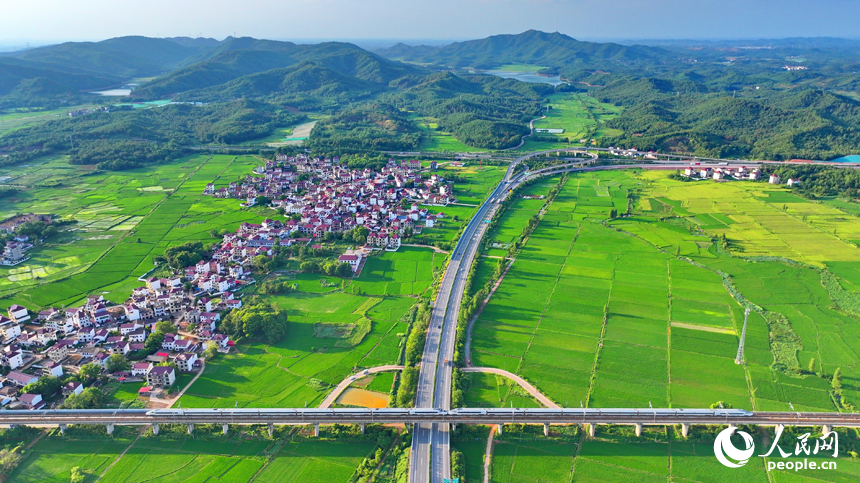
top-left (8, 425), bottom-right (381, 483)
top-left (1, 154), bottom-right (267, 308)
top-left (469, 169), bottom-right (860, 412)
top-left (489, 426), bottom-right (860, 483)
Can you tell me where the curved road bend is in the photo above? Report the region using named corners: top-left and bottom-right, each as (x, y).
top-left (462, 367), bottom-right (559, 409)
top-left (319, 365), bottom-right (404, 409)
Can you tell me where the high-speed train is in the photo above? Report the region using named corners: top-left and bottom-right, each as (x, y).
top-left (448, 408), bottom-right (754, 417)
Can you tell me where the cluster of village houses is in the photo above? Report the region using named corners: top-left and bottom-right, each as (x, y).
top-left (0, 155), bottom-right (455, 409)
top-left (204, 154), bottom-right (450, 251)
top-left (681, 165), bottom-right (799, 186)
top-left (0, 213), bottom-right (51, 266)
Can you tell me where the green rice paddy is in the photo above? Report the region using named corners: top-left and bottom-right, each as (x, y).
top-left (469, 169), bottom-right (860, 413)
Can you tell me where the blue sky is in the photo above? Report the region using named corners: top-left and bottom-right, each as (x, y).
top-left (1, 0), bottom-right (857, 44)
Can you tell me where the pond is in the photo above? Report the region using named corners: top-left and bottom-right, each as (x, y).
top-left (336, 387), bottom-right (389, 408)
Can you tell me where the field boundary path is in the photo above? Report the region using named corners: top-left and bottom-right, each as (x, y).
top-left (319, 365), bottom-right (404, 408)
top-left (463, 367), bottom-right (559, 408)
top-left (401, 244), bottom-right (450, 254)
top-left (483, 425), bottom-right (496, 483)
top-left (464, 259), bottom-right (515, 366)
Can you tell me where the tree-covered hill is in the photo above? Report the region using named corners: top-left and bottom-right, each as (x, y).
top-left (131, 41), bottom-right (423, 100)
top-left (172, 62), bottom-right (386, 109)
top-left (0, 100), bottom-right (303, 169)
top-left (375, 30), bottom-right (670, 69)
top-left (600, 81), bottom-right (860, 160)
top-left (2, 36), bottom-right (210, 78)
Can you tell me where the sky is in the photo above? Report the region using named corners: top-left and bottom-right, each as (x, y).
top-left (1, 0), bottom-right (858, 46)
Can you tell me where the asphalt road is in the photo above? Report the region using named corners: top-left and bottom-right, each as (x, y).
top-left (411, 149), bottom-right (596, 483)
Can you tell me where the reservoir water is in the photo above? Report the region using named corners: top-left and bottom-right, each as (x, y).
top-left (481, 70), bottom-right (566, 86)
top-left (91, 88), bottom-right (132, 96)
top-left (831, 155), bottom-right (860, 163)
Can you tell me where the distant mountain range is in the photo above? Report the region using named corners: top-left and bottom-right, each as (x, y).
top-left (374, 30), bottom-right (670, 69)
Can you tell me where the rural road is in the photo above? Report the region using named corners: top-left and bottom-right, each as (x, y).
top-left (319, 365), bottom-right (404, 409)
top-left (462, 367), bottom-right (559, 408)
top-left (502, 115), bottom-right (546, 151)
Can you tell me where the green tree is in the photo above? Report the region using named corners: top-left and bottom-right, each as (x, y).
top-left (154, 321), bottom-right (178, 335)
top-left (144, 332), bottom-right (165, 353)
top-left (832, 367), bottom-right (843, 391)
top-left (106, 354), bottom-right (130, 373)
top-left (23, 376), bottom-right (62, 396)
top-left (78, 363), bottom-right (101, 383)
top-left (300, 261), bottom-right (319, 273)
top-left (70, 467), bottom-right (86, 483)
top-left (337, 262), bottom-right (353, 277)
top-left (63, 388), bottom-right (103, 409)
top-left (222, 303), bottom-right (288, 344)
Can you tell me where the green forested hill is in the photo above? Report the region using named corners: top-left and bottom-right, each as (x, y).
top-left (0, 100), bottom-right (302, 169)
top-left (375, 30), bottom-right (670, 69)
top-left (131, 41), bottom-right (423, 99)
top-left (601, 82), bottom-right (860, 160)
top-left (5, 36), bottom-right (209, 78)
top-left (173, 62), bottom-right (385, 108)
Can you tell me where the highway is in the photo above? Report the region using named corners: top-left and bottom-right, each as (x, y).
top-left (410, 149), bottom-right (597, 483)
top-left (3, 408), bottom-right (860, 428)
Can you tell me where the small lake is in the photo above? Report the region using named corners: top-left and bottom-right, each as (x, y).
top-left (481, 70), bottom-right (566, 86)
top-left (90, 88), bottom-right (132, 96)
top-left (831, 155), bottom-right (860, 163)
top-left (336, 388), bottom-right (389, 408)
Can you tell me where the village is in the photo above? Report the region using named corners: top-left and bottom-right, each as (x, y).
top-left (681, 164), bottom-right (800, 186)
top-left (0, 154), bottom-right (453, 410)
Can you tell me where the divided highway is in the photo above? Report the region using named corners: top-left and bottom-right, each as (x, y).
top-left (410, 149), bottom-right (593, 483)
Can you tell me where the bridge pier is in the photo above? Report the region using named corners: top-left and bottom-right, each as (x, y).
top-left (634, 423), bottom-right (642, 437)
top-left (360, 423), bottom-right (365, 435)
top-left (59, 424), bottom-right (67, 435)
top-left (186, 424), bottom-right (194, 435)
top-left (587, 424), bottom-right (595, 438)
top-left (151, 424), bottom-right (159, 436)
top-left (268, 423), bottom-right (274, 438)
top-left (680, 423), bottom-right (689, 438)
top-left (222, 424), bottom-right (229, 435)
top-left (823, 425), bottom-right (832, 435)
top-left (314, 424), bottom-right (320, 437)
top-left (543, 423), bottom-right (549, 437)
top-left (105, 424), bottom-right (115, 435)
top-left (497, 424), bottom-right (503, 435)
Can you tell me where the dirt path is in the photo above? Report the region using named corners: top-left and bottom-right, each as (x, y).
top-left (464, 259), bottom-right (515, 365)
top-left (95, 429), bottom-right (145, 482)
top-left (149, 361), bottom-right (206, 408)
top-left (318, 365), bottom-right (404, 408)
top-left (483, 425), bottom-right (496, 483)
top-left (401, 244), bottom-right (450, 254)
top-left (669, 322), bottom-right (735, 335)
top-left (463, 367), bottom-right (558, 408)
